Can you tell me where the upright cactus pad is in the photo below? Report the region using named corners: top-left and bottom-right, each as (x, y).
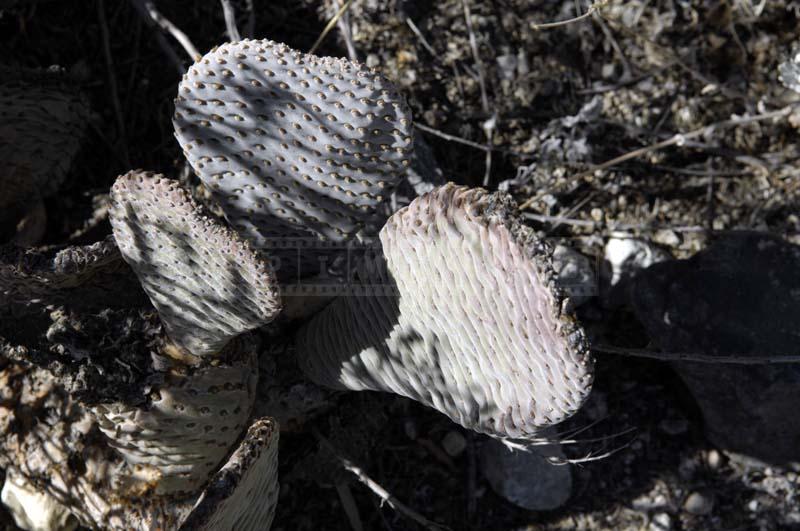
top-left (0, 68), bottom-right (87, 219)
top-left (109, 170), bottom-right (281, 357)
top-left (91, 342), bottom-right (258, 496)
top-left (173, 39), bottom-right (413, 267)
top-left (296, 184), bottom-right (594, 438)
top-left (179, 417), bottom-right (280, 531)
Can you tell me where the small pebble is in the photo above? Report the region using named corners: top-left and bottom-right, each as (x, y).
top-left (684, 491), bottom-right (713, 515)
top-left (649, 512), bottom-right (672, 531)
top-left (706, 449), bottom-right (721, 469)
top-left (403, 419), bottom-right (418, 440)
top-left (441, 431), bottom-right (467, 457)
top-left (659, 417), bottom-right (689, 436)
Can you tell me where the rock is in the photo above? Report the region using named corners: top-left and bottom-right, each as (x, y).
top-left (649, 512), bottom-right (672, 531)
top-left (604, 235), bottom-right (671, 287)
top-left (631, 233), bottom-right (800, 465)
top-left (706, 450), bottom-right (722, 470)
top-left (658, 416), bottom-right (689, 436)
top-left (683, 491), bottom-right (713, 515)
top-left (1, 471), bottom-right (77, 531)
top-left (552, 245), bottom-right (597, 309)
top-left (441, 431), bottom-right (467, 458)
top-left (404, 134), bottom-right (445, 197)
top-left (480, 438), bottom-right (571, 511)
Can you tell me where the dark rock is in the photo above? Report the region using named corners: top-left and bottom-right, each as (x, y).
top-left (631, 232), bottom-right (800, 465)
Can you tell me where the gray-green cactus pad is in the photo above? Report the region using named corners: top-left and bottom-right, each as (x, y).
top-left (91, 342), bottom-right (258, 496)
top-left (109, 170), bottom-right (281, 357)
top-left (296, 184), bottom-right (594, 438)
top-left (0, 68), bottom-right (87, 221)
top-left (179, 417), bottom-right (280, 531)
top-left (173, 39), bottom-right (413, 271)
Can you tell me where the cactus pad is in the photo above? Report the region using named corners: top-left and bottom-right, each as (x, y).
top-left (0, 69), bottom-right (87, 223)
top-left (173, 39), bottom-right (413, 273)
top-left (109, 170), bottom-right (281, 357)
top-left (0, 237), bottom-right (145, 317)
top-left (296, 184), bottom-right (594, 438)
top-left (91, 341), bottom-right (258, 496)
top-left (179, 417), bottom-right (280, 531)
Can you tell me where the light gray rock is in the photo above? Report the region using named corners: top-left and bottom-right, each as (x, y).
top-left (552, 245), bottom-right (597, 309)
top-left (480, 438), bottom-right (571, 511)
top-left (683, 491), bottom-right (713, 516)
top-left (604, 235), bottom-right (670, 287)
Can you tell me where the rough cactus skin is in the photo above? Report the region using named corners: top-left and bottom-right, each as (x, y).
top-left (296, 184), bottom-right (594, 438)
top-left (91, 339), bottom-right (258, 496)
top-left (0, 236), bottom-right (145, 316)
top-left (109, 170), bottom-right (281, 357)
top-left (0, 349), bottom-right (280, 530)
top-left (0, 68), bottom-right (87, 218)
top-left (0, 354), bottom-right (182, 530)
top-left (179, 417), bottom-right (280, 531)
top-left (173, 39), bottom-right (413, 275)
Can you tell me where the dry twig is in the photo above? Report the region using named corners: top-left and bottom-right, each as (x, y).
top-left (313, 430), bottom-right (450, 531)
top-left (309, 0), bottom-right (355, 55)
top-left (97, 0), bottom-right (130, 167)
top-left (531, 0), bottom-right (608, 30)
top-left (519, 105), bottom-right (795, 211)
top-left (220, 0), bottom-right (242, 41)
top-left (461, 0), bottom-right (494, 186)
top-left (595, 344), bottom-right (800, 364)
top-left (129, 0), bottom-right (200, 61)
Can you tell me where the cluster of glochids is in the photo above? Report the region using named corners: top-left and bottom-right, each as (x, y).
top-left (0, 39), bottom-right (593, 530)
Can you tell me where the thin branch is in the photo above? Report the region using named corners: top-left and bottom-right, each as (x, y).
top-left (415, 122), bottom-right (490, 151)
top-left (313, 430), bottom-right (449, 531)
top-left (414, 122), bottom-right (529, 157)
top-left (220, 0), bottom-right (241, 41)
top-left (405, 17), bottom-right (436, 56)
top-left (461, 0), bottom-right (494, 186)
top-left (97, 0), bottom-right (130, 168)
top-left (335, 0), bottom-right (358, 61)
top-left (127, 0), bottom-right (183, 74)
top-left (309, 0), bottom-right (355, 55)
top-left (595, 344), bottom-right (800, 364)
top-left (572, 105), bottom-right (795, 180)
top-left (130, 0), bottom-right (200, 61)
top-left (530, 0), bottom-right (608, 30)
top-left (461, 0), bottom-right (488, 111)
top-left (522, 212), bottom-right (597, 228)
top-left (244, 0), bottom-right (255, 37)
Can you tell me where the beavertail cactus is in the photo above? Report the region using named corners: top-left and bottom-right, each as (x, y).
top-left (179, 417), bottom-right (280, 530)
top-left (91, 340), bottom-right (258, 496)
top-left (0, 236), bottom-right (144, 317)
top-left (109, 170), bottom-right (281, 358)
top-left (296, 184), bottom-right (593, 438)
top-left (173, 39), bottom-right (413, 275)
top-left (0, 67), bottom-right (87, 237)
top-left (0, 350), bottom-right (280, 530)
